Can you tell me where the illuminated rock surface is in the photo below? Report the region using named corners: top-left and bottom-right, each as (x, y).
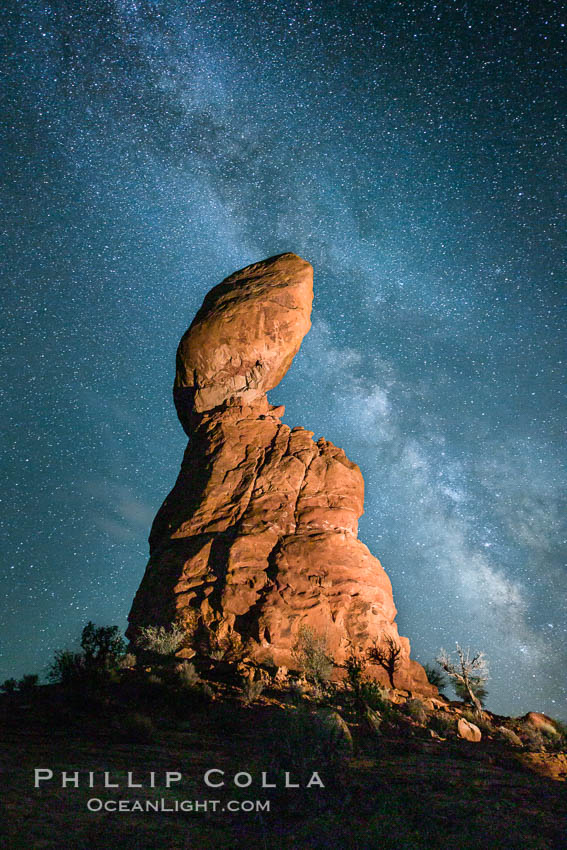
top-left (128, 253), bottom-right (435, 694)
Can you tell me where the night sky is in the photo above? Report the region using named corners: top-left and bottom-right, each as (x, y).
top-left (2, 0), bottom-right (565, 719)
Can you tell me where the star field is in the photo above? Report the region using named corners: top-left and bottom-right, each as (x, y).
top-left (1, 0), bottom-right (565, 718)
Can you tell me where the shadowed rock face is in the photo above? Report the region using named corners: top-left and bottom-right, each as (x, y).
top-left (128, 252), bottom-right (434, 694)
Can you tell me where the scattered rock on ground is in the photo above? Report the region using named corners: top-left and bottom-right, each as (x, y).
top-left (498, 726), bottom-right (524, 747)
top-left (457, 717), bottom-right (482, 742)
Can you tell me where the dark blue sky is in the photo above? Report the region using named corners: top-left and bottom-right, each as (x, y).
top-left (2, 0), bottom-right (565, 718)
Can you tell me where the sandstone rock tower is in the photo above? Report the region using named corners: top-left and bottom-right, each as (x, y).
top-left (128, 253), bottom-right (433, 693)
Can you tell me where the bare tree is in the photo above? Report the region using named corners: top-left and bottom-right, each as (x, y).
top-left (368, 634), bottom-right (403, 689)
top-left (436, 644), bottom-right (489, 716)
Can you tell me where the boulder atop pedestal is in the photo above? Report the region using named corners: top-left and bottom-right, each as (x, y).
top-left (128, 253), bottom-right (435, 696)
top-left (174, 252), bottom-right (313, 433)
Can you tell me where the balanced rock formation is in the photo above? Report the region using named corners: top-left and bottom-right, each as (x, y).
top-left (128, 253), bottom-right (434, 694)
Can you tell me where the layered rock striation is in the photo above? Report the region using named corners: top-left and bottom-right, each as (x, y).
top-left (128, 252), bottom-right (434, 694)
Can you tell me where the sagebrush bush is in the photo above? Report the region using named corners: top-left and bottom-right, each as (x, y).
top-left (176, 661), bottom-right (200, 689)
top-left (518, 723), bottom-right (547, 752)
top-left (405, 698), bottom-right (428, 725)
top-left (537, 720), bottom-right (560, 739)
top-left (268, 706), bottom-right (348, 793)
top-left (135, 624), bottom-right (185, 656)
top-left (429, 712), bottom-right (455, 736)
top-left (519, 718), bottom-right (565, 752)
top-left (119, 653), bottom-right (137, 669)
top-left (462, 708), bottom-right (493, 734)
top-left (359, 679), bottom-right (391, 713)
top-left (286, 680), bottom-right (307, 705)
top-left (545, 720), bottom-right (567, 752)
top-left (292, 625), bottom-right (334, 686)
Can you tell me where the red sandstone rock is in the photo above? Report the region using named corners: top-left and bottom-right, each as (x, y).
top-left (128, 253), bottom-right (435, 695)
top-left (521, 712), bottom-right (561, 735)
top-left (457, 717), bottom-right (482, 742)
top-left (519, 752), bottom-right (567, 782)
top-left (173, 253), bottom-right (313, 433)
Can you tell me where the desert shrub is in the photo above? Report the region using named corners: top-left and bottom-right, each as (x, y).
top-left (344, 650), bottom-right (366, 692)
top-left (520, 718), bottom-right (565, 752)
top-left (144, 663), bottom-right (213, 714)
top-left (429, 712), bottom-right (455, 736)
top-left (344, 649), bottom-right (392, 716)
top-left (121, 712), bottom-right (154, 743)
top-left (135, 624), bottom-right (185, 656)
top-left (405, 698), bottom-right (428, 725)
top-left (81, 621), bottom-right (125, 668)
top-left (267, 706), bottom-right (349, 800)
top-left (201, 630), bottom-right (246, 664)
top-left (292, 625), bottom-right (334, 687)
top-left (545, 720), bottom-right (567, 752)
top-left (17, 674), bottom-right (39, 697)
top-left (242, 677), bottom-right (264, 705)
top-left (47, 650), bottom-right (87, 686)
top-left (519, 723), bottom-right (547, 752)
top-left (176, 661), bottom-right (200, 689)
top-left (177, 675), bottom-right (214, 706)
top-left (462, 708), bottom-right (493, 734)
top-left (423, 663), bottom-right (447, 691)
top-left (1, 675), bottom-right (38, 699)
top-left (48, 622), bottom-right (127, 691)
top-left (536, 720), bottom-right (560, 739)
top-left (359, 679), bottom-right (391, 713)
top-left (317, 708), bottom-right (354, 752)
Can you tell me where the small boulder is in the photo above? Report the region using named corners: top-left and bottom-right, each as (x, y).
top-left (457, 717), bottom-right (482, 742)
top-left (498, 726), bottom-right (523, 748)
